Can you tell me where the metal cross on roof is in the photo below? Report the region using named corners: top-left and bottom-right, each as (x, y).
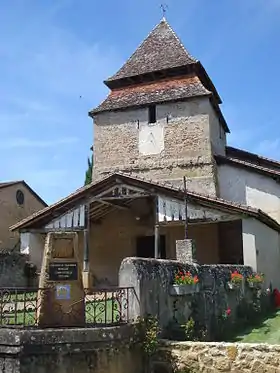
top-left (160, 3), bottom-right (168, 19)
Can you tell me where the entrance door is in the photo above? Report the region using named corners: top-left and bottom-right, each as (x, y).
top-left (136, 235), bottom-right (166, 259)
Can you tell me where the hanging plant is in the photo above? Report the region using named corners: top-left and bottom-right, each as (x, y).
top-left (247, 273), bottom-right (264, 289)
top-left (170, 271), bottom-right (199, 296)
top-left (228, 271), bottom-right (243, 290)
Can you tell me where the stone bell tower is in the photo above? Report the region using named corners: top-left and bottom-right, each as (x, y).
top-left (89, 18), bottom-right (229, 197)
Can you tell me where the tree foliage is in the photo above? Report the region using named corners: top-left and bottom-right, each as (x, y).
top-left (84, 154), bottom-right (93, 185)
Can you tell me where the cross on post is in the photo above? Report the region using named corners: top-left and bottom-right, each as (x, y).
top-left (160, 3), bottom-right (168, 19)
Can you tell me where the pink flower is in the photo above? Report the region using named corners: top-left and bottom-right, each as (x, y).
top-left (226, 308), bottom-right (231, 316)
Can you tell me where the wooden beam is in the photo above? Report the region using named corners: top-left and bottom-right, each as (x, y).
top-left (100, 193), bottom-right (150, 201)
top-left (20, 227), bottom-right (85, 234)
top-left (91, 198), bottom-right (130, 210)
top-left (154, 196), bottom-right (159, 259)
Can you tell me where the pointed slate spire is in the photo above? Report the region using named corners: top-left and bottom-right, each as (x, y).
top-left (106, 19), bottom-right (198, 82)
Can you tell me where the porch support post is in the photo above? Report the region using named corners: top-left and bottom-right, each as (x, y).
top-left (183, 176), bottom-right (188, 239)
top-left (83, 204), bottom-right (90, 272)
top-left (82, 204), bottom-right (91, 291)
top-left (154, 196), bottom-right (159, 259)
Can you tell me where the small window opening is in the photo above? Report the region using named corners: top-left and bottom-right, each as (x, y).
top-left (148, 105), bottom-right (156, 124)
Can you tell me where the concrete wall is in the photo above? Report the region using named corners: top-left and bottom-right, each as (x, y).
top-left (156, 340), bottom-right (280, 372)
top-left (0, 183), bottom-right (45, 251)
top-left (218, 164), bottom-right (280, 223)
top-left (93, 98), bottom-right (222, 196)
top-left (242, 218), bottom-right (280, 289)
top-left (119, 257), bottom-right (256, 339)
top-left (0, 325), bottom-right (142, 373)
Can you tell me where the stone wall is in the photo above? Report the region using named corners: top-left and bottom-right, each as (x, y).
top-left (0, 325), bottom-right (142, 373)
top-left (119, 257), bottom-right (266, 340)
top-left (0, 252), bottom-right (29, 288)
top-left (92, 98), bottom-right (221, 196)
top-left (156, 340), bottom-right (280, 372)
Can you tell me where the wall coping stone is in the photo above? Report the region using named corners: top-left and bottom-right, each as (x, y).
top-left (0, 325), bottom-right (135, 355)
top-left (159, 339), bottom-right (280, 351)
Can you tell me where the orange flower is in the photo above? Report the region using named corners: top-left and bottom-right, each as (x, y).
top-left (193, 276), bottom-right (199, 284)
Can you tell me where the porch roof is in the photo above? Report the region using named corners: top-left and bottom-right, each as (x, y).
top-left (10, 172), bottom-right (280, 232)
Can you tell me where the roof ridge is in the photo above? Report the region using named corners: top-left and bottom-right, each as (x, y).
top-left (161, 18), bottom-right (197, 63)
top-left (227, 156), bottom-right (280, 174)
top-left (215, 154), bottom-right (280, 178)
top-left (114, 171), bottom-right (258, 210)
top-left (107, 20), bottom-right (165, 82)
top-left (0, 180), bottom-right (23, 186)
top-left (227, 146), bottom-right (280, 168)
top-left (106, 19), bottom-right (198, 82)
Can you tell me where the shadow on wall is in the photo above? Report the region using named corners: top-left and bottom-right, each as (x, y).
top-left (0, 251), bottom-right (36, 288)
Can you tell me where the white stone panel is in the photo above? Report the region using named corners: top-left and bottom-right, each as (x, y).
top-left (138, 123), bottom-right (164, 155)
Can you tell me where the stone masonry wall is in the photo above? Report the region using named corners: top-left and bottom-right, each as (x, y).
top-left (0, 325), bottom-right (142, 373)
top-left (119, 257), bottom-right (260, 340)
top-left (92, 98), bottom-right (221, 196)
top-left (156, 340), bottom-right (280, 372)
top-left (0, 252), bottom-right (29, 288)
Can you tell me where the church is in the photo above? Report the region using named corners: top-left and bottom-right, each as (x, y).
top-left (11, 19), bottom-right (280, 289)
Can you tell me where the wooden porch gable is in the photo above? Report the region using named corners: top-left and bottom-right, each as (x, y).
top-left (43, 183), bottom-right (150, 231)
top-left (44, 205), bottom-right (85, 231)
top-left (157, 196), bottom-right (237, 223)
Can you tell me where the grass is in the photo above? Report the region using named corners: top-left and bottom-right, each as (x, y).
top-left (230, 310), bottom-right (280, 344)
top-left (0, 292), bottom-right (122, 327)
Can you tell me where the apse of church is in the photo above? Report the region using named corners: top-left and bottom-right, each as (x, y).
top-left (89, 19), bottom-right (229, 197)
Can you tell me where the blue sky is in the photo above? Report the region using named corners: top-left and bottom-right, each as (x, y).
top-left (0, 0), bottom-right (280, 205)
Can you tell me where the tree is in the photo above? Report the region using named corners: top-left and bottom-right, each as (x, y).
top-left (84, 154), bottom-right (93, 185)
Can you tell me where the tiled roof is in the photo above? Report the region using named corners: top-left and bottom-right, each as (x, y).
top-left (226, 146), bottom-right (280, 172)
top-left (215, 154), bottom-right (280, 179)
top-left (90, 76), bottom-right (211, 115)
top-left (106, 19), bottom-right (197, 83)
top-left (0, 181), bottom-right (21, 189)
top-left (10, 172), bottom-right (280, 232)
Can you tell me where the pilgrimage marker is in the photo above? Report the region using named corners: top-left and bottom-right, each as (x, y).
top-left (37, 232), bottom-right (85, 327)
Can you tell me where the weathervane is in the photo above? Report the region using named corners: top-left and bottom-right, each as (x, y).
top-left (160, 3), bottom-right (168, 19)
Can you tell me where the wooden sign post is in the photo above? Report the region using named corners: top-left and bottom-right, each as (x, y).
top-left (37, 232), bottom-right (86, 328)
